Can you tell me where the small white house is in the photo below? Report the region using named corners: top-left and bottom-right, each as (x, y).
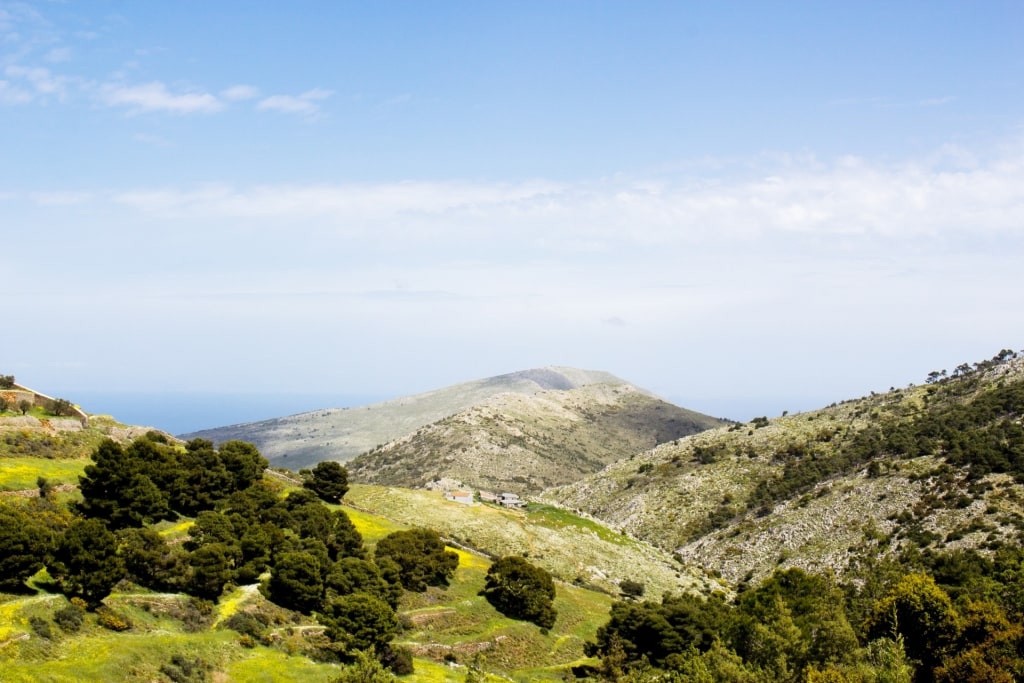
top-left (498, 492), bottom-right (526, 508)
top-left (445, 490), bottom-right (474, 505)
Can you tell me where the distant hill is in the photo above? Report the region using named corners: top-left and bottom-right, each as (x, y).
top-left (544, 349), bottom-right (1024, 584)
top-left (181, 367), bottom-right (666, 470)
top-left (347, 382), bottom-right (726, 494)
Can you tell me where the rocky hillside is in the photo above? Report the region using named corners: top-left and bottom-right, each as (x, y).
top-left (182, 367), bottom-right (692, 470)
top-left (545, 349), bottom-right (1024, 584)
top-left (347, 382), bottom-right (726, 495)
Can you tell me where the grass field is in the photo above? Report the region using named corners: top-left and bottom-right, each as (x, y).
top-left (1, 474), bottom-right (616, 681)
top-left (0, 456), bottom-right (89, 491)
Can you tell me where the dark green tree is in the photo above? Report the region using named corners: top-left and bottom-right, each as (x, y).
top-left (188, 542), bottom-right (235, 600)
top-left (374, 528), bottom-right (459, 592)
top-left (117, 527), bottom-right (188, 592)
top-left (0, 505), bottom-right (53, 591)
top-left (481, 555), bottom-right (557, 629)
top-left (50, 518), bottom-right (126, 608)
top-left (78, 438), bottom-right (172, 528)
top-left (50, 398), bottom-right (74, 416)
top-left (326, 557), bottom-right (398, 608)
top-left (171, 439), bottom-right (235, 515)
top-left (320, 592), bottom-right (398, 652)
top-left (327, 509), bottom-right (365, 560)
top-left (303, 460), bottom-right (350, 503)
top-left (18, 398), bottom-right (31, 415)
top-left (265, 551), bottom-right (324, 614)
top-left (0, 374), bottom-right (15, 389)
top-left (218, 440), bottom-right (268, 491)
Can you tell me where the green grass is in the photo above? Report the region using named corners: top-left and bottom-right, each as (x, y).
top-left (0, 456), bottom-right (87, 491)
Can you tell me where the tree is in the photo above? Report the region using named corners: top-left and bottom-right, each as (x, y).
top-left (18, 399), bottom-right (31, 415)
top-left (78, 439), bottom-right (171, 528)
top-left (0, 374), bottom-right (15, 389)
top-left (327, 509), bottom-right (365, 560)
top-left (0, 505), bottom-right (53, 591)
top-left (320, 592), bottom-right (398, 652)
top-left (171, 440), bottom-right (235, 515)
top-left (326, 557), bottom-right (397, 608)
top-left (304, 460), bottom-right (350, 503)
top-left (481, 555), bottom-right (557, 629)
top-left (265, 551), bottom-right (324, 614)
top-left (50, 518), bottom-right (126, 608)
top-left (867, 573), bottom-right (960, 677)
top-left (50, 398), bottom-right (74, 416)
top-left (217, 440), bottom-right (268, 491)
top-left (188, 542), bottom-right (236, 600)
top-left (374, 528), bottom-right (459, 592)
top-left (117, 527), bottom-right (188, 592)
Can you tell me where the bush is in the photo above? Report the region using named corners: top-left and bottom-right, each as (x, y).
top-left (30, 616), bottom-right (54, 639)
top-left (53, 602), bottom-right (85, 633)
top-left (379, 643), bottom-right (415, 675)
top-left (160, 655), bottom-right (210, 683)
top-left (96, 607), bottom-right (132, 632)
top-left (224, 611), bottom-right (265, 639)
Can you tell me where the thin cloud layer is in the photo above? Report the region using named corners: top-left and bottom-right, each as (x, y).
top-left (257, 88), bottom-right (333, 117)
top-left (101, 150), bottom-right (1024, 250)
top-left (98, 81), bottom-right (223, 114)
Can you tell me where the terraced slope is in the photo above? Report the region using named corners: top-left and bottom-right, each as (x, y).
top-left (182, 367), bottom-right (634, 470)
top-left (346, 383), bottom-right (726, 495)
top-left (545, 351), bottom-right (1024, 584)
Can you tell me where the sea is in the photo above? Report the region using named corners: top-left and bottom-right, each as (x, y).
top-left (69, 391), bottom-right (390, 437)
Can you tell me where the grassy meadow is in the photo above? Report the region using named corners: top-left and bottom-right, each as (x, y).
top-left (0, 436), bottom-right (617, 681)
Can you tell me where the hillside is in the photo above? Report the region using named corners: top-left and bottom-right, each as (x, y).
top-left (347, 383), bottom-right (725, 494)
top-left (544, 349), bottom-right (1024, 584)
top-left (181, 367), bottom-right (637, 470)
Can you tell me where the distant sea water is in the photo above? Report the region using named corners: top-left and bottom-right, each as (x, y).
top-left (70, 391), bottom-right (390, 437)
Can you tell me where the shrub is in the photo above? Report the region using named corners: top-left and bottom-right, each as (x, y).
top-left (160, 655), bottom-right (210, 683)
top-left (96, 607), bottom-right (132, 631)
top-left (53, 602), bottom-right (85, 633)
top-left (30, 616), bottom-right (54, 639)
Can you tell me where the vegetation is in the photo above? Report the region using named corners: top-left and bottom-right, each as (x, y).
top-left (5, 350), bottom-right (1024, 681)
top-left (586, 562), bottom-right (1024, 682)
top-left (481, 555), bottom-right (557, 629)
top-left (374, 527), bottom-right (459, 591)
top-left (303, 460), bottom-right (350, 503)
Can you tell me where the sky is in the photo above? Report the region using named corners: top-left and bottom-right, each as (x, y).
top-left (3, 1), bottom-right (1024, 428)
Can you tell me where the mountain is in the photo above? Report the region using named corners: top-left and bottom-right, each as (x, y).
top-left (347, 382), bottom-right (726, 494)
top-left (181, 366), bottom-right (721, 471)
top-left (544, 349), bottom-right (1024, 584)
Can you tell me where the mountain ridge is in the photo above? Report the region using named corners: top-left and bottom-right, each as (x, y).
top-left (347, 382), bottom-right (726, 494)
top-left (180, 366), bottom-right (690, 470)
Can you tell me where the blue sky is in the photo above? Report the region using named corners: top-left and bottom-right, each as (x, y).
top-left (4, 1), bottom-right (1024, 424)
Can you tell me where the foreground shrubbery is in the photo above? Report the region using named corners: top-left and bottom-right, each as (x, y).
top-left (586, 554), bottom-right (1024, 682)
top-left (0, 433), bottom-right (464, 674)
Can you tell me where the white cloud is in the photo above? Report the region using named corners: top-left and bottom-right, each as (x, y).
top-left (98, 81), bottom-right (223, 114)
top-left (28, 191), bottom-right (93, 206)
top-left (44, 46), bottom-right (71, 63)
top-left (0, 78), bottom-right (32, 104)
top-left (5, 64), bottom-right (68, 98)
top-left (221, 84), bottom-right (259, 101)
top-left (11, 142), bottom-right (1024, 402)
top-left (257, 88), bottom-right (332, 116)
top-left (104, 148), bottom-right (1024, 250)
